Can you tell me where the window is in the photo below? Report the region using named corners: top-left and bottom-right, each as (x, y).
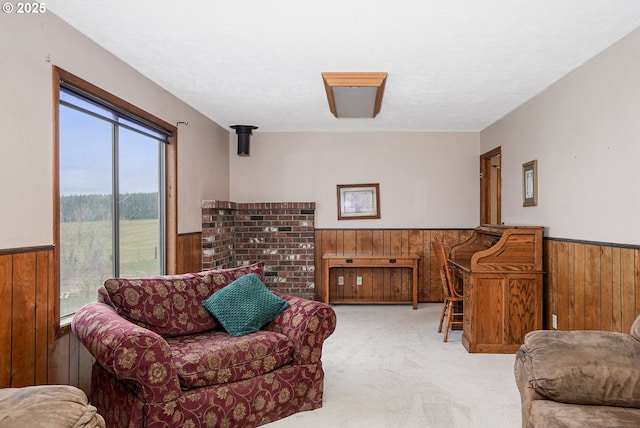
top-left (54, 68), bottom-right (177, 321)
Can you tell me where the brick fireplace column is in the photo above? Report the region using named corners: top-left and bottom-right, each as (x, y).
top-left (202, 201), bottom-right (316, 300)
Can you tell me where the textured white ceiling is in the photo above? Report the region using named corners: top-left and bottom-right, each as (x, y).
top-left (48, 0), bottom-right (640, 132)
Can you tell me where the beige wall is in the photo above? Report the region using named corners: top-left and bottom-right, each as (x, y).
top-left (3, 11), bottom-right (638, 246)
top-left (481, 26), bottom-right (640, 245)
top-left (229, 132), bottom-right (480, 228)
top-left (0, 12), bottom-right (228, 248)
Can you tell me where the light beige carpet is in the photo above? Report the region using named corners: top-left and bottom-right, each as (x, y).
top-left (267, 303), bottom-right (521, 428)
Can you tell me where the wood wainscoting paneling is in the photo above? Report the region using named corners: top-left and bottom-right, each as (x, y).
top-left (315, 229), bottom-right (473, 304)
top-left (316, 232), bottom-right (640, 335)
top-left (0, 246), bottom-right (54, 389)
top-left (544, 238), bottom-right (640, 333)
top-left (177, 232), bottom-right (203, 274)
top-left (49, 327), bottom-right (94, 394)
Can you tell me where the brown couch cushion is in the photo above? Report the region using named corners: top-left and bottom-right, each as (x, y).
top-left (529, 400), bottom-right (640, 427)
top-left (103, 263), bottom-right (264, 337)
top-left (0, 385), bottom-right (105, 428)
top-left (166, 330), bottom-right (293, 388)
top-left (520, 330), bottom-right (640, 407)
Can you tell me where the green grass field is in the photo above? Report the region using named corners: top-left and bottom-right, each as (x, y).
top-left (60, 218), bottom-right (161, 316)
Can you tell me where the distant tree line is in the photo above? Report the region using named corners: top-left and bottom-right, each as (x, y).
top-left (61, 192), bottom-right (158, 222)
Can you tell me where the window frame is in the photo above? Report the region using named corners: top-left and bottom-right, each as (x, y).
top-left (52, 66), bottom-right (178, 333)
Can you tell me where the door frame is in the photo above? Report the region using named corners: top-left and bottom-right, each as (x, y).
top-left (480, 146), bottom-right (501, 225)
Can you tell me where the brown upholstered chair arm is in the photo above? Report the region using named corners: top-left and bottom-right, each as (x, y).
top-left (517, 329), bottom-right (640, 408)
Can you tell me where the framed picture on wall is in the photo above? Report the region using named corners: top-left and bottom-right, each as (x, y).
top-left (337, 183), bottom-right (380, 220)
top-left (522, 160), bottom-right (538, 207)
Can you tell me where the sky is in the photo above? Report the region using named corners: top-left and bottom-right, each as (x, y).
top-left (59, 91), bottom-right (162, 196)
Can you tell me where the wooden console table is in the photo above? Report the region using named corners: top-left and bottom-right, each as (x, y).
top-left (322, 252), bottom-right (420, 309)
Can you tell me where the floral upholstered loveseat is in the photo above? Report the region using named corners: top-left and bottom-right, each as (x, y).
top-left (71, 262), bottom-right (337, 428)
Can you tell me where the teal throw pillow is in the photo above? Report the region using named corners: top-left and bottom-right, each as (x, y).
top-left (202, 273), bottom-right (289, 336)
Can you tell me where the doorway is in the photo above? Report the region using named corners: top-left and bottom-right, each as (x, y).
top-left (480, 147), bottom-right (501, 225)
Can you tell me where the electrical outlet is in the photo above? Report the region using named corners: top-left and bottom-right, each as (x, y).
top-left (356, 276), bottom-right (363, 286)
top-left (338, 276), bottom-right (344, 286)
top-left (552, 314), bottom-right (558, 329)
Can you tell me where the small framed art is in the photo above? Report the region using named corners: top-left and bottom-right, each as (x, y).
top-left (522, 160), bottom-right (538, 207)
top-left (337, 183), bottom-right (380, 220)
